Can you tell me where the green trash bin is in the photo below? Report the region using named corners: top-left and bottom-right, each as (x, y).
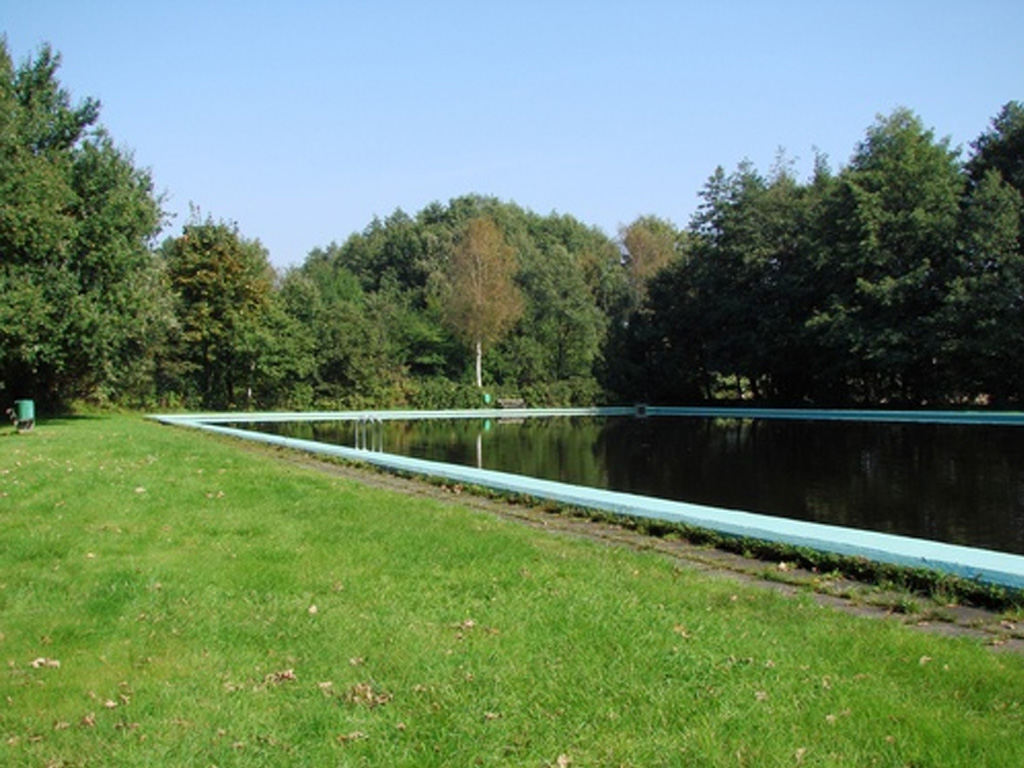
top-left (14, 399), bottom-right (35, 432)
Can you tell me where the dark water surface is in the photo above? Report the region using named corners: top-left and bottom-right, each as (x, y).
top-left (257, 416), bottom-right (1024, 556)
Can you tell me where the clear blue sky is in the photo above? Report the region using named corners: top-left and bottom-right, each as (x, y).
top-left (5, 1), bottom-right (1023, 268)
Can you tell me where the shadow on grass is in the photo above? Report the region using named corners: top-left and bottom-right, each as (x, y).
top-left (1, 413), bottom-right (108, 437)
top-left (38, 414), bottom-right (107, 424)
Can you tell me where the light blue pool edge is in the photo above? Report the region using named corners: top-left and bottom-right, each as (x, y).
top-left (150, 407), bottom-right (1024, 590)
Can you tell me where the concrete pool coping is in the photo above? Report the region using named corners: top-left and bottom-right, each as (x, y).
top-left (151, 407), bottom-right (1024, 590)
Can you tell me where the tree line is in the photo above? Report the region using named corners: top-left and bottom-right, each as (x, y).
top-left (2, 42), bottom-right (1022, 411)
top-left (619, 105), bottom-right (1024, 406)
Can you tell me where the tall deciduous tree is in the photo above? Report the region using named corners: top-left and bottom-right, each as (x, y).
top-left (968, 101), bottom-right (1024, 258)
top-left (658, 158), bottom-right (823, 403)
top-left (508, 243), bottom-right (606, 388)
top-left (162, 215), bottom-right (277, 409)
top-left (943, 170), bottom-right (1024, 401)
top-left (442, 216), bottom-right (523, 388)
top-left (619, 215), bottom-right (680, 310)
top-left (0, 41), bottom-right (166, 407)
top-left (810, 108), bottom-right (963, 403)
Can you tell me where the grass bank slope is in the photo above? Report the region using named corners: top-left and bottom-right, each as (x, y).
top-left (2, 415), bottom-right (1023, 766)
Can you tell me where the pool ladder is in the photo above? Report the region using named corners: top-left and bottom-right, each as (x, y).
top-left (354, 416), bottom-right (384, 452)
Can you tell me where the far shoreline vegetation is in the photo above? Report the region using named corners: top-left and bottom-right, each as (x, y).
top-left (2, 41), bottom-right (1023, 417)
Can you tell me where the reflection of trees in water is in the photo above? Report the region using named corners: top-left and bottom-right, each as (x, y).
top-left (482, 417), bottom-right (609, 488)
top-left (600, 418), bottom-right (1024, 555)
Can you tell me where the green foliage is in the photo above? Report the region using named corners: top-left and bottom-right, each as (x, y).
top-left (405, 377), bottom-right (485, 410)
top-left (507, 244), bottom-right (605, 383)
top-left (812, 109), bottom-right (964, 402)
top-left (968, 101), bottom-right (1024, 196)
top-left (162, 216), bottom-right (307, 410)
top-left (626, 106), bottom-right (1024, 407)
top-left (619, 215), bottom-right (682, 312)
top-left (287, 195), bottom-right (624, 407)
top-left (0, 41), bottom-right (166, 408)
top-left (943, 170), bottom-right (1024, 401)
top-left (618, 158), bottom-right (829, 404)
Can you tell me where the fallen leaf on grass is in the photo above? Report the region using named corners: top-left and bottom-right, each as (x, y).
top-left (337, 731), bottom-right (368, 743)
top-left (556, 755), bottom-right (572, 767)
top-left (452, 618), bottom-right (500, 639)
top-left (345, 682), bottom-right (392, 708)
top-left (265, 669), bottom-right (297, 685)
top-left (29, 657), bottom-right (60, 669)
top-left (825, 708), bottom-right (852, 725)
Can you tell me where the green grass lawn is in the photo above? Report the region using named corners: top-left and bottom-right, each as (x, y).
top-left (2, 414), bottom-right (1024, 766)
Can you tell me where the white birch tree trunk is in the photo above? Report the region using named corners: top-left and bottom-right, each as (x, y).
top-left (475, 338), bottom-right (483, 388)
